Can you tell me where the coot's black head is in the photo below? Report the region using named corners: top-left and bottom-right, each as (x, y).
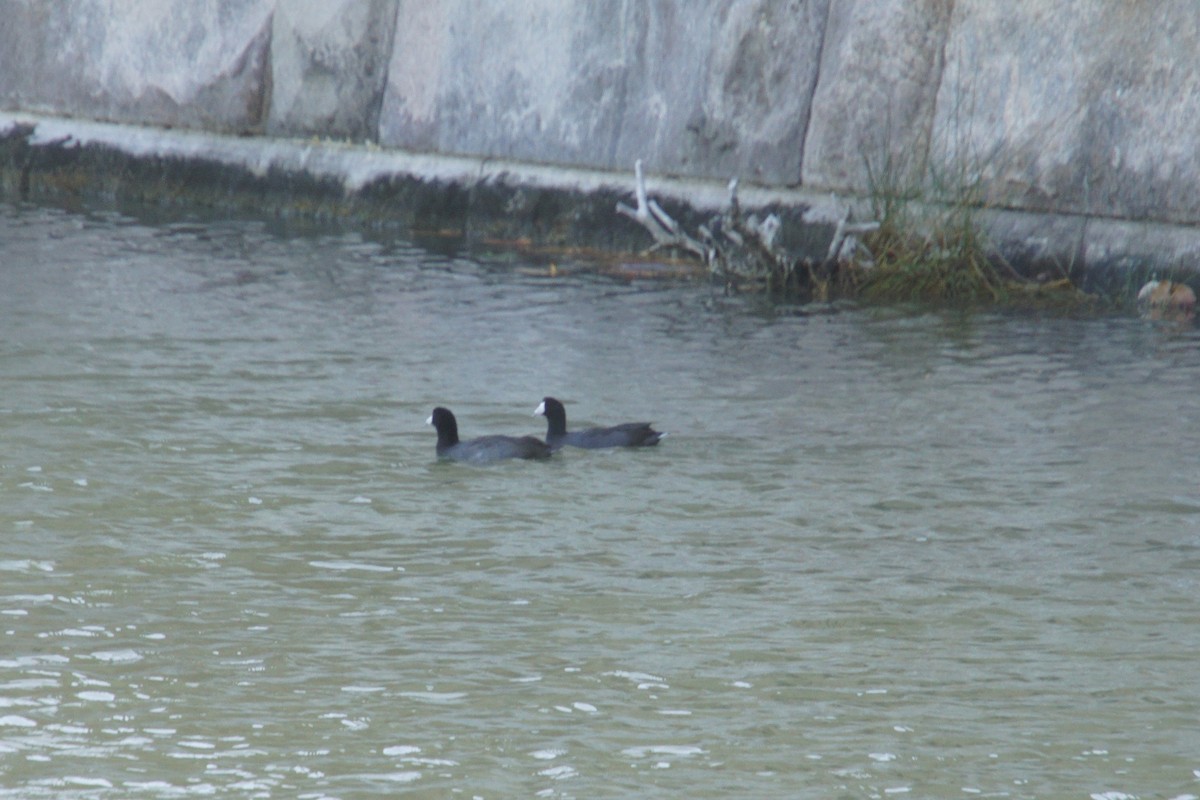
top-left (426, 406), bottom-right (460, 446)
top-left (534, 396), bottom-right (568, 436)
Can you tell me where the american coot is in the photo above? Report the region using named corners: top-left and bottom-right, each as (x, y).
top-left (534, 396), bottom-right (664, 450)
top-left (426, 407), bottom-right (552, 463)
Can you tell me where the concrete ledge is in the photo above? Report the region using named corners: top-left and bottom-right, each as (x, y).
top-left (2, 112), bottom-right (1198, 290)
top-left (0, 112), bottom-right (837, 253)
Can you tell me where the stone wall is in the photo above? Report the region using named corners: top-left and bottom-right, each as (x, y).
top-left (2, 0), bottom-right (1199, 240)
top-left (0, 0), bottom-right (273, 133)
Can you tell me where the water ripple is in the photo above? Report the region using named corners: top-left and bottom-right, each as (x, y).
top-left (2, 205), bottom-right (1199, 798)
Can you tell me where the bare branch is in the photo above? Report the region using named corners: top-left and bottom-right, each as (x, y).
top-left (825, 214), bottom-right (883, 261)
top-left (616, 160), bottom-right (708, 260)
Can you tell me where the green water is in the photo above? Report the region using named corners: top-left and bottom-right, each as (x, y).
top-left (2, 204), bottom-right (1199, 799)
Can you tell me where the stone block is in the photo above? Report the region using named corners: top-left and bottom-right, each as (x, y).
top-left (935, 0), bottom-right (1200, 223)
top-left (0, 0), bottom-right (272, 133)
top-left (266, 0), bottom-right (399, 142)
top-left (802, 0), bottom-right (952, 193)
top-left (381, 0), bottom-right (827, 184)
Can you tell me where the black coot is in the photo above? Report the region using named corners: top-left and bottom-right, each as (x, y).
top-left (534, 397), bottom-right (664, 450)
top-left (426, 407), bottom-right (552, 463)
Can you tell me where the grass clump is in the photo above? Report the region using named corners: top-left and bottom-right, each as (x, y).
top-left (856, 145), bottom-right (1010, 306)
top-left (859, 198), bottom-right (1006, 305)
top-left (850, 147), bottom-right (1094, 312)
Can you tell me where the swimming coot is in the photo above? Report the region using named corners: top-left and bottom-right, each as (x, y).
top-left (534, 397), bottom-right (664, 450)
top-left (426, 407), bottom-right (552, 463)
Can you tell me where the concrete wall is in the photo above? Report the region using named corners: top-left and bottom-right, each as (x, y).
top-left (0, 0), bottom-right (273, 133)
top-left (2, 0), bottom-right (1199, 232)
top-left (380, 0), bottom-right (826, 183)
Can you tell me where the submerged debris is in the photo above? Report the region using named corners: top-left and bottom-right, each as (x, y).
top-left (615, 159), bottom-right (708, 262)
top-left (1137, 279), bottom-right (1196, 321)
top-left (616, 159), bottom-right (876, 297)
top-left (617, 160), bottom-right (1099, 311)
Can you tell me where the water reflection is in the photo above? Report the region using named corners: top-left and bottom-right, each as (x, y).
top-left (1, 203), bottom-right (1199, 798)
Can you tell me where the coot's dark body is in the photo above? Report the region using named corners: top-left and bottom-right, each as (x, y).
top-left (534, 397), bottom-right (664, 450)
top-left (427, 407), bottom-right (552, 463)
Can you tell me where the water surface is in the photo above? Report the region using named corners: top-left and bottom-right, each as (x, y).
top-left (2, 204), bottom-right (1199, 798)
